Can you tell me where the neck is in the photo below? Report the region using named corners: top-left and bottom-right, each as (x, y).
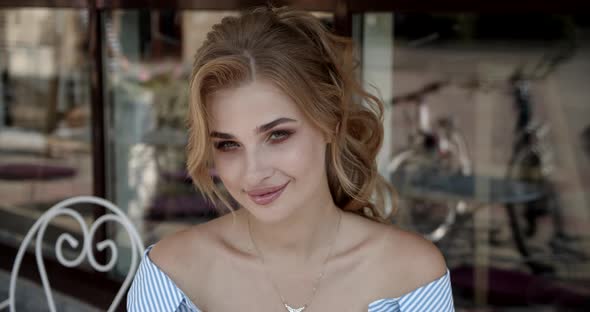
top-left (246, 193), bottom-right (341, 263)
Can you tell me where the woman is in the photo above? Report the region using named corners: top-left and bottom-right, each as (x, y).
top-left (127, 6), bottom-right (454, 312)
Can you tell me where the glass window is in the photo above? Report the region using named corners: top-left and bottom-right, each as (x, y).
top-left (359, 12), bottom-right (590, 310)
top-left (0, 8), bottom-right (93, 261)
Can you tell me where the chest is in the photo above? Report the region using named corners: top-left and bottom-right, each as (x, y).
top-left (192, 256), bottom-right (382, 312)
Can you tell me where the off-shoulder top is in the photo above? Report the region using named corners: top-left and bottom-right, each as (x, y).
top-left (127, 245), bottom-right (455, 311)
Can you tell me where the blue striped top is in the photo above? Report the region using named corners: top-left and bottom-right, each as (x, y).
top-left (127, 245), bottom-right (455, 311)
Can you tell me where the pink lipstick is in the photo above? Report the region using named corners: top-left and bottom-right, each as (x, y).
top-left (246, 181), bottom-right (289, 205)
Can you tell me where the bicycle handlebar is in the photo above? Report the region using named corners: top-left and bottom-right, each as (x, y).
top-left (391, 81), bottom-right (449, 105)
top-left (390, 39), bottom-right (575, 106)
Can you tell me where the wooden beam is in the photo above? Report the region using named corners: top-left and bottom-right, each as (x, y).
top-left (348, 0), bottom-right (590, 14)
top-left (0, 0), bottom-right (88, 8)
top-left (95, 0), bottom-right (336, 11)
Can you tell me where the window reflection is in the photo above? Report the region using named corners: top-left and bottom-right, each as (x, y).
top-left (366, 12), bottom-right (590, 309)
top-left (0, 9), bottom-right (93, 252)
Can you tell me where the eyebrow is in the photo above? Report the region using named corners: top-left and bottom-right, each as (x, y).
top-left (210, 117), bottom-right (297, 139)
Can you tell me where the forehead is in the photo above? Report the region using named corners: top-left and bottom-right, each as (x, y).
top-left (207, 80), bottom-right (303, 132)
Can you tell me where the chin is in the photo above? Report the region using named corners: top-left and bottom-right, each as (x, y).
top-left (245, 202), bottom-right (296, 224)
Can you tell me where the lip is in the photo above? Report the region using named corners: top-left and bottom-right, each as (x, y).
top-left (246, 181), bottom-right (289, 205)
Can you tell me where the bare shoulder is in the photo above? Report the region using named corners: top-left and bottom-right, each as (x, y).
top-left (149, 224), bottom-right (207, 276)
top-left (148, 212), bottom-right (235, 283)
top-left (377, 225), bottom-right (448, 294)
top-left (343, 214), bottom-right (446, 273)
top-left (338, 213), bottom-right (447, 298)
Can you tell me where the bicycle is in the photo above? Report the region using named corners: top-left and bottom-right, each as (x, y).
top-left (496, 44), bottom-right (587, 274)
top-left (387, 43), bottom-right (586, 273)
top-left (387, 81), bottom-right (472, 242)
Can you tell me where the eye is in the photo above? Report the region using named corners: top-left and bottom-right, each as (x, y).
top-left (214, 141), bottom-right (240, 152)
top-left (268, 130), bottom-right (293, 142)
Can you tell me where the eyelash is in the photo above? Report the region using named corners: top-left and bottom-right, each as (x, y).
top-left (214, 130), bottom-right (294, 152)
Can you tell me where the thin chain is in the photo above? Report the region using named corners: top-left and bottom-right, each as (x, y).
top-left (247, 210), bottom-right (342, 311)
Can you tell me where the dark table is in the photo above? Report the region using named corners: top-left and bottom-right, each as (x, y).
top-left (390, 166), bottom-right (544, 205)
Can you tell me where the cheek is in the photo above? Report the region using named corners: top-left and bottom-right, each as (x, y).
top-left (278, 133), bottom-right (327, 179)
top-left (212, 154), bottom-right (242, 191)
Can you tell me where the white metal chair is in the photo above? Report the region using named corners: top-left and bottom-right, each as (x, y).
top-left (0, 196), bottom-right (145, 312)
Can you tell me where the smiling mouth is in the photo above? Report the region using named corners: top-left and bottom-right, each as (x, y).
top-left (247, 182), bottom-right (289, 206)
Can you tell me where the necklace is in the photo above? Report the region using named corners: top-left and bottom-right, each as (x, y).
top-left (247, 210), bottom-right (342, 312)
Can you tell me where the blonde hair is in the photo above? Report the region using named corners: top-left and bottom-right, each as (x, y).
top-left (187, 6), bottom-right (396, 222)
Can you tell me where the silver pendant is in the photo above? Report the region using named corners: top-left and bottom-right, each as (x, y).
top-left (285, 304), bottom-right (305, 312)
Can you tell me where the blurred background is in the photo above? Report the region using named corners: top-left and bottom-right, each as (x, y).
top-left (0, 0), bottom-right (589, 311)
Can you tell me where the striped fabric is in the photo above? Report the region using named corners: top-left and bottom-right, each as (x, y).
top-left (127, 246), bottom-right (201, 312)
top-left (127, 245), bottom-right (455, 311)
top-left (367, 269), bottom-right (454, 312)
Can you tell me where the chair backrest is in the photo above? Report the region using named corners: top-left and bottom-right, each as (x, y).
top-left (0, 196), bottom-right (145, 312)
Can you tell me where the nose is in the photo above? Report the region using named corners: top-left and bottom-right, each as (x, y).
top-left (243, 147), bottom-right (273, 190)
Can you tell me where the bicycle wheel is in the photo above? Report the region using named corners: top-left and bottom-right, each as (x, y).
top-left (505, 146), bottom-right (557, 273)
top-left (388, 148), bottom-right (467, 242)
